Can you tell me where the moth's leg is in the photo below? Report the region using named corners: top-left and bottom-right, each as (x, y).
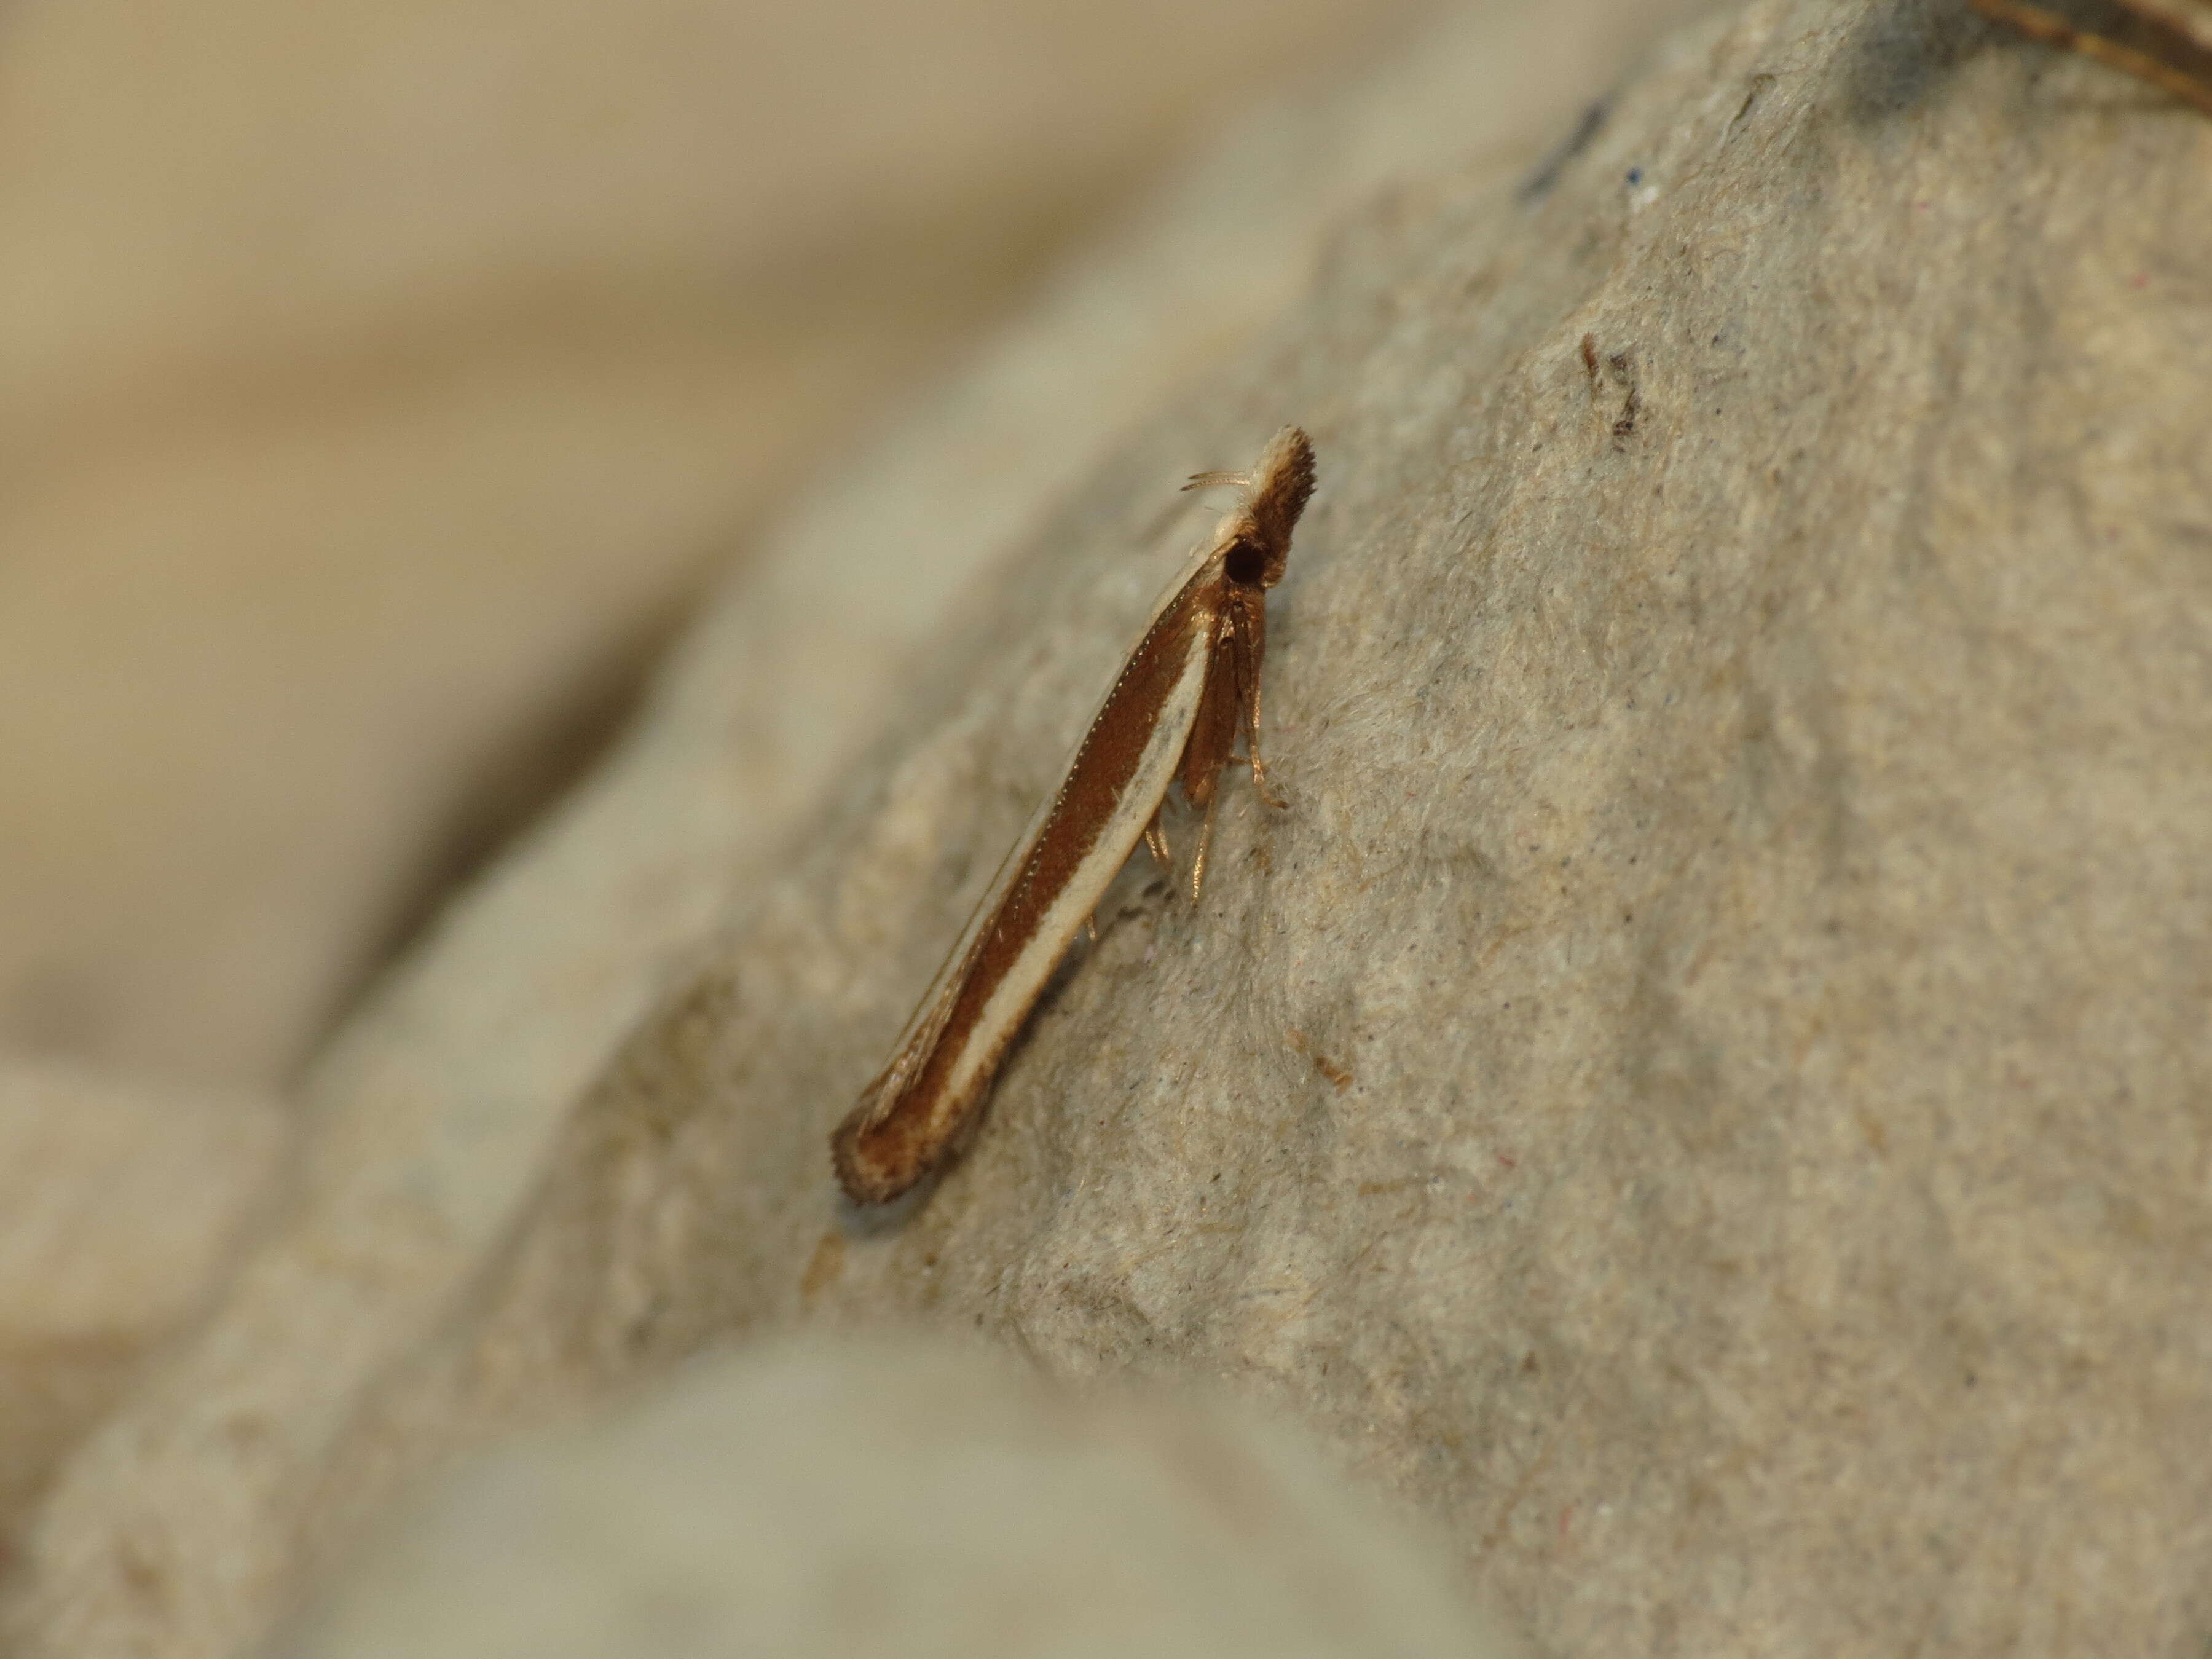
top-left (1189, 788), bottom-right (1220, 904)
top-left (1144, 809), bottom-right (1172, 870)
top-left (1239, 612), bottom-right (1289, 810)
top-left (1245, 682), bottom-right (1288, 809)
top-left (1084, 913), bottom-right (1098, 945)
top-left (1176, 615), bottom-right (1246, 904)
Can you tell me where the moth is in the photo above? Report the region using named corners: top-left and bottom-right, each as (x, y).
top-left (832, 426), bottom-right (1317, 1206)
top-left (1969, 0), bottom-right (2212, 117)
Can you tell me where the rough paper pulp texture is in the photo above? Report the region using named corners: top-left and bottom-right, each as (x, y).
top-left (9, 0), bottom-right (2211, 1655)
top-left (398, 5), bottom-right (2212, 1651)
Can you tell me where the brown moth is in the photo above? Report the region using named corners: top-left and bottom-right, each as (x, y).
top-left (1969, 0), bottom-right (2212, 117)
top-left (832, 426), bottom-right (1317, 1206)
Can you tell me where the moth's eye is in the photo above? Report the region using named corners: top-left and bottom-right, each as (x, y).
top-left (1224, 539), bottom-right (1267, 586)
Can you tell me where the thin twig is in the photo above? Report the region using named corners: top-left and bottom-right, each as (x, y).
top-left (1969, 0), bottom-right (2212, 117)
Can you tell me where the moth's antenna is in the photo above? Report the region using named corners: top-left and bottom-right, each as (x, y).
top-left (1182, 468), bottom-right (1254, 494)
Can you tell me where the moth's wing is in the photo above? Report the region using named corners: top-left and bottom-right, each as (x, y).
top-left (844, 966), bottom-right (966, 1134)
top-left (833, 541), bottom-right (1232, 1202)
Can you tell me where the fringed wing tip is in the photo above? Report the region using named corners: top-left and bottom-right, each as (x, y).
top-left (830, 1106), bottom-right (908, 1206)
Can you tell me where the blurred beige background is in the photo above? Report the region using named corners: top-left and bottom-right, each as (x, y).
top-left (0, 0), bottom-right (1453, 1089)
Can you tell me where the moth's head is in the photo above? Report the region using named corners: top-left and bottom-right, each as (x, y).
top-left (1241, 425), bottom-right (1315, 586)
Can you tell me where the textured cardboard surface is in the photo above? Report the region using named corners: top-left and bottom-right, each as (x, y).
top-left (431, 6), bottom-right (2212, 1650)
top-left (8, 1), bottom-right (2209, 1655)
